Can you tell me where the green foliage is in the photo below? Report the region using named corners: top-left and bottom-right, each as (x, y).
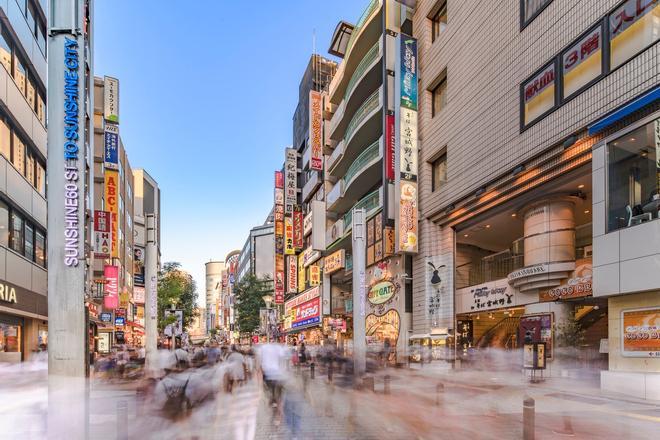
top-left (555, 317), bottom-right (586, 348)
top-left (157, 262), bottom-right (199, 331)
top-left (233, 274), bottom-right (273, 335)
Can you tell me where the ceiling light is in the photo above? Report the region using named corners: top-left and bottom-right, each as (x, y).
top-left (512, 164), bottom-right (526, 176)
top-left (578, 184), bottom-right (585, 189)
top-left (485, 224), bottom-right (491, 228)
top-left (463, 234), bottom-right (469, 237)
top-left (630, 137), bottom-right (636, 142)
top-left (584, 210), bottom-right (590, 214)
top-left (511, 213), bottom-right (517, 217)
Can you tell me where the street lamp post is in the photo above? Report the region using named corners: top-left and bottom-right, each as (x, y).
top-left (262, 293), bottom-right (273, 343)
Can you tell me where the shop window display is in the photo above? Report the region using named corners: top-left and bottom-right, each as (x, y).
top-left (0, 323), bottom-right (21, 353)
top-left (607, 118), bottom-right (660, 231)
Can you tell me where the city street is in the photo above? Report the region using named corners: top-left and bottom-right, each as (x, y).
top-left (2, 359), bottom-right (659, 439)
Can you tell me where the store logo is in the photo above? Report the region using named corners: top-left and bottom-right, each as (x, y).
top-left (368, 280), bottom-right (395, 305)
top-left (0, 283), bottom-right (17, 303)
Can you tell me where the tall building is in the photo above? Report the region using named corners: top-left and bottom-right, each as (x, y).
top-left (413, 0), bottom-right (659, 399)
top-left (238, 222), bottom-right (275, 283)
top-left (205, 260), bottom-right (225, 332)
top-left (92, 76), bottom-right (137, 352)
top-left (0, 0), bottom-right (48, 363)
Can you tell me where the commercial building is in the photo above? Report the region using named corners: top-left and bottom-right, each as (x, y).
top-left (216, 250), bottom-right (239, 340)
top-left (412, 0), bottom-right (659, 398)
top-left (237, 222), bottom-right (275, 283)
top-left (92, 76), bottom-right (137, 354)
top-left (0, 0), bottom-right (48, 362)
top-left (205, 260), bottom-right (225, 332)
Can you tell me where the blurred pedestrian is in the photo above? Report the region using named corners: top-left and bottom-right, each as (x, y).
top-left (258, 343), bottom-right (288, 419)
top-left (298, 342), bottom-right (307, 365)
top-left (226, 345), bottom-right (246, 393)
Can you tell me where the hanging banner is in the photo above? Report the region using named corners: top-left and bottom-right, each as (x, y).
top-left (284, 216), bottom-right (295, 255)
top-left (287, 255), bottom-right (297, 294)
top-left (284, 148), bottom-right (297, 214)
top-left (394, 34), bottom-right (419, 254)
top-left (309, 90), bottom-right (324, 171)
top-left (293, 209), bottom-right (304, 249)
top-left (275, 170), bottom-right (284, 188)
top-left (103, 76), bottom-right (119, 123)
top-left (103, 265), bottom-right (119, 309)
top-left (104, 169), bottom-right (119, 258)
top-left (93, 210), bottom-right (112, 259)
top-left (103, 123), bottom-right (119, 170)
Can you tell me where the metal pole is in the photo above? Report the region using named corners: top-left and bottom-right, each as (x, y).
top-left (144, 214), bottom-right (158, 376)
top-left (351, 208), bottom-right (367, 385)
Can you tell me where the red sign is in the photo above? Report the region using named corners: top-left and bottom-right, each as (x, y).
top-left (293, 209), bottom-right (303, 249)
top-left (309, 91), bottom-right (323, 171)
top-left (103, 265), bottom-right (119, 309)
top-left (275, 170), bottom-right (284, 189)
top-left (292, 297), bottom-right (321, 329)
top-left (94, 210), bottom-right (112, 258)
top-left (386, 113), bottom-right (395, 181)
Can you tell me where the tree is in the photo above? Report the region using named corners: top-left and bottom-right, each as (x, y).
top-left (233, 274), bottom-right (273, 335)
top-left (157, 262), bottom-right (198, 331)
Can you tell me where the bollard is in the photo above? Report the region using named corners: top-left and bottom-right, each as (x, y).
top-left (523, 396), bottom-right (535, 440)
top-left (384, 374), bottom-right (391, 395)
top-left (117, 400), bottom-right (128, 440)
top-left (310, 362), bottom-right (315, 379)
top-left (435, 382), bottom-right (444, 406)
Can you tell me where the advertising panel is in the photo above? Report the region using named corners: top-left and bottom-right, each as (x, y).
top-left (539, 260), bottom-right (592, 302)
top-left (621, 307), bottom-right (660, 357)
top-left (519, 314), bottom-right (553, 359)
top-left (309, 90), bottom-right (324, 171)
top-left (104, 169), bottom-right (119, 258)
top-left (133, 286), bottom-right (145, 304)
top-left (287, 255), bottom-right (297, 294)
top-left (303, 210), bottom-right (313, 236)
top-left (119, 289), bottom-right (129, 309)
top-left (386, 113), bottom-right (395, 181)
top-left (324, 249), bottom-right (345, 275)
top-left (395, 34), bottom-right (419, 254)
top-left (523, 62), bottom-right (555, 125)
top-left (133, 246), bottom-right (145, 286)
top-left (562, 26), bottom-right (602, 98)
top-left (274, 254), bottom-right (285, 304)
top-left (103, 76), bottom-right (119, 123)
top-left (309, 264), bottom-right (321, 286)
top-left (302, 246), bottom-right (321, 267)
top-left (285, 286), bottom-right (320, 314)
top-left (609, 0), bottom-right (660, 68)
top-left (293, 209), bottom-right (303, 249)
top-left (275, 220), bottom-right (284, 254)
top-left (274, 170), bottom-right (284, 189)
top-left (291, 297), bottom-right (321, 329)
top-left (284, 148), bottom-right (297, 214)
top-left (298, 254), bottom-right (306, 292)
top-left (94, 210), bottom-right (112, 259)
top-left (284, 216), bottom-right (295, 255)
top-left (98, 333), bottom-right (111, 353)
top-left (103, 265), bottom-right (119, 309)
top-left (103, 123), bottom-right (119, 170)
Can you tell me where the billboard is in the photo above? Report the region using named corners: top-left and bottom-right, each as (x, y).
top-left (622, 307), bottom-right (660, 357)
top-left (93, 210), bottom-right (112, 259)
top-left (103, 265), bottom-right (119, 309)
top-left (103, 76), bottom-right (119, 123)
top-left (133, 246), bottom-right (145, 286)
top-left (394, 34), bottom-right (419, 254)
top-left (104, 169), bottom-right (119, 258)
top-left (309, 90), bottom-right (323, 171)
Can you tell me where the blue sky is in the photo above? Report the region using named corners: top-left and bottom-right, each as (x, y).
top-left (94, 1), bottom-right (365, 302)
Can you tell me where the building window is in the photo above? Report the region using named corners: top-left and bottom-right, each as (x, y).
top-left (10, 211), bottom-right (23, 254)
top-left (36, 162), bottom-right (45, 196)
top-left (24, 222), bottom-right (34, 261)
top-left (35, 229), bottom-right (45, 267)
top-left (522, 61), bottom-right (556, 127)
top-left (521, 0), bottom-right (553, 28)
top-left (0, 118), bottom-right (10, 160)
top-left (13, 54), bottom-right (27, 96)
top-left (431, 153), bottom-right (447, 192)
top-left (609, 0), bottom-right (660, 69)
top-left (0, 201), bottom-right (8, 247)
top-left (607, 117), bottom-right (660, 232)
top-left (0, 30), bottom-right (11, 73)
top-left (431, 76), bottom-right (447, 117)
top-left (430, 2), bottom-right (447, 42)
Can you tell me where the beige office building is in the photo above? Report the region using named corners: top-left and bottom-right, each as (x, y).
top-left (412, 0), bottom-right (659, 398)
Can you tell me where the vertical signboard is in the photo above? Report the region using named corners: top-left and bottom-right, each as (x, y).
top-left (133, 246), bottom-right (145, 286)
top-left (103, 76), bottom-right (119, 123)
top-left (284, 215), bottom-right (295, 255)
top-left (386, 113), bottom-right (395, 181)
top-left (287, 255), bottom-right (298, 294)
top-left (274, 254), bottom-right (285, 304)
top-left (94, 211), bottom-right (112, 259)
top-left (394, 34), bottom-right (419, 254)
top-left (274, 171), bottom-right (284, 207)
top-left (309, 90), bottom-right (323, 171)
top-left (104, 169), bottom-right (119, 258)
top-left (104, 265), bottom-right (119, 309)
top-left (103, 123), bottom-right (119, 170)
top-left (284, 148), bottom-right (297, 214)
top-left (298, 253), bottom-right (306, 293)
top-left (293, 209), bottom-right (304, 249)
top-left (274, 168), bottom-right (285, 304)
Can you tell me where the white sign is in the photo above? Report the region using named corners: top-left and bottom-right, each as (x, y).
top-left (103, 76), bottom-right (119, 123)
top-left (284, 148), bottom-right (297, 214)
top-left (302, 246), bottom-right (321, 267)
top-left (285, 286), bottom-right (320, 313)
top-left (303, 211), bottom-right (313, 236)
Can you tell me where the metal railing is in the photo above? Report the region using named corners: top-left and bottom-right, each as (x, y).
top-left (344, 41), bottom-right (379, 102)
top-left (455, 253), bottom-right (524, 289)
top-left (345, 0), bottom-right (380, 57)
top-left (344, 188), bottom-right (381, 230)
top-left (343, 140), bottom-right (380, 187)
top-left (344, 89), bottom-right (379, 146)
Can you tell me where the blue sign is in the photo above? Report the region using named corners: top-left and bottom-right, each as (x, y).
top-left (114, 316), bottom-right (125, 326)
top-left (100, 312), bottom-right (112, 322)
top-left (291, 316), bottom-right (320, 329)
top-left (104, 123), bottom-right (119, 169)
top-left (399, 35), bottom-right (418, 111)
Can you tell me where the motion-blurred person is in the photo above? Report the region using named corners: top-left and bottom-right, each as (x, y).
top-left (298, 342), bottom-right (307, 365)
top-left (258, 343), bottom-right (288, 418)
top-left (207, 342), bottom-right (221, 365)
top-left (226, 345), bottom-right (246, 393)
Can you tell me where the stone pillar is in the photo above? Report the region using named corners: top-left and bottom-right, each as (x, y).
top-left (523, 199), bottom-right (576, 266)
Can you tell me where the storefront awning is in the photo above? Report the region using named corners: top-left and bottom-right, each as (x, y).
top-left (588, 85), bottom-right (660, 135)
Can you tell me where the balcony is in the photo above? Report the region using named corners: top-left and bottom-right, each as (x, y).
top-left (329, 89), bottom-right (382, 178)
top-left (328, 41), bottom-right (382, 141)
top-left (302, 170), bottom-right (322, 202)
top-left (327, 139), bottom-right (345, 171)
top-left (328, 0), bottom-right (382, 105)
top-left (343, 187), bottom-right (383, 235)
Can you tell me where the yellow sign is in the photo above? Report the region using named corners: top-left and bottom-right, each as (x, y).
top-left (324, 249), bottom-right (345, 275)
top-left (298, 254), bottom-right (306, 292)
top-left (104, 169), bottom-right (119, 258)
top-left (119, 288), bottom-right (129, 309)
top-left (309, 264), bottom-right (320, 286)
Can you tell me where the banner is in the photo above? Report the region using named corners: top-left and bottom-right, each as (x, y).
top-left (293, 209), bottom-right (303, 249)
top-left (103, 265), bottom-right (119, 309)
top-left (309, 90), bottom-right (323, 171)
top-left (104, 169), bottom-right (119, 258)
top-left (622, 307), bottom-right (660, 357)
top-left (103, 76), bottom-right (119, 123)
top-left (93, 210), bottom-right (112, 258)
top-left (287, 256), bottom-right (297, 294)
top-left (103, 123), bottom-right (119, 170)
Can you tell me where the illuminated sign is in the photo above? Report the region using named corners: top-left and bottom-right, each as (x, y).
top-left (309, 90), bottom-right (323, 171)
top-left (563, 26), bottom-right (602, 98)
top-left (103, 265), bottom-right (119, 310)
top-left (523, 63), bottom-right (556, 125)
top-left (104, 170), bottom-right (119, 258)
top-left (287, 255), bottom-right (297, 294)
top-left (284, 148), bottom-right (297, 214)
top-left (293, 209), bottom-right (303, 249)
top-left (368, 280), bottom-right (396, 305)
top-left (284, 216), bottom-right (295, 255)
top-left (94, 210), bottom-right (112, 259)
top-left (104, 123), bottom-right (119, 170)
